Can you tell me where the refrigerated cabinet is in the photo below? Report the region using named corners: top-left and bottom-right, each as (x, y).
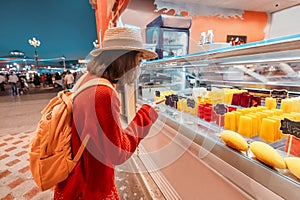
top-left (137, 34), bottom-right (300, 199)
top-left (145, 14), bottom-right (192, 59)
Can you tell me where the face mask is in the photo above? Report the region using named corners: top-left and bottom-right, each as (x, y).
top-left (118, 66), bottom-right (141, 84)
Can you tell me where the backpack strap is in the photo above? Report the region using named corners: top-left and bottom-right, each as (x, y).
top-left (73, 134), bottom-right (90, 163)
top-left (72, 72), bottom-right (88, 91)
top-left (73, 77), bottom-right (117, 99)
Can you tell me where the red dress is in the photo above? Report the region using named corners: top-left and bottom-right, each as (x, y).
top-left (54, 81), bottom-right (158, 200)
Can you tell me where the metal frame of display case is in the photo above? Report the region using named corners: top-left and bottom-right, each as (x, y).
top-left (137, 34), bottom-right (300, 199)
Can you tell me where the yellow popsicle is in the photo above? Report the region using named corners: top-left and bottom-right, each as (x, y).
top-left (246, 114), bottom-right (259, 137)
top-left (292, 98), bottom-right (300, 112)
top-left (234, 111), bottom-right (242, 132)
top-left (260, 118), bottom-right (277, 142)
top-left (272, 109), bottom-right (283, 116)
top-left (262, 110), bottom-right (276, 116)
top-left (291, 112), bottom-right (300, 121)
top-left (238, 116), bottom-right (253, 138)
top-left (224, 112), bottom-right (236, 131)
top-left (265, 97), bottom-right (277, 110)
top-left (257, 111), bottom-right (268, 119)
top-left (257, 106), bottom-right (267, 111)
top-left (251, 113), bottom-right (263, 135)
top-left (282, 114), bottom-right (295, 120)
top-left (280, 99), bottom-right (293, 113)
top-left (268, 116), bottom-right (283, 141)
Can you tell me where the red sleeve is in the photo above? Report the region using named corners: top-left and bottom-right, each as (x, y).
top-left (94, 86), bottom-right (158, 165)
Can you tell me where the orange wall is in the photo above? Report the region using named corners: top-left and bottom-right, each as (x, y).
top-left (191, 11), bottom-right (268, 43)
top-left (189, 11), bottom-right (268, 53)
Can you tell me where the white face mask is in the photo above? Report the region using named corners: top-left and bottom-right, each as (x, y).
top-left (118, 66), bottom-right (141, 84)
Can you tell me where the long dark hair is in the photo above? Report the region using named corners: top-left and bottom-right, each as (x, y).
top-left (87, 50), bottom-right (140, 84)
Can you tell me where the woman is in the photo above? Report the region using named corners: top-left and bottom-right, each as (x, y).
top-left (54, 27), bottom-right (158, 199)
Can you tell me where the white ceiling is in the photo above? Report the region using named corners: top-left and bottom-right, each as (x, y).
top-left (159, 0), bottom-right (300, 13)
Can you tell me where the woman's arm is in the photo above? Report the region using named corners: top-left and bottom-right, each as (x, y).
top-left (95, 86), bottom-right (158, 165)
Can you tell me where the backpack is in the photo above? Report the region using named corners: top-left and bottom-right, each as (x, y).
top-left (29, 73), bottom-right (116, 191)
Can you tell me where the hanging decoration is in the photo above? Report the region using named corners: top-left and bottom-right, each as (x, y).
top-left (154, 0), bottom-right (244, 18)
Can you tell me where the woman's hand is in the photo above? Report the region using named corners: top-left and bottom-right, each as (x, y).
top-left (147, 98), bottom-right (165, 112)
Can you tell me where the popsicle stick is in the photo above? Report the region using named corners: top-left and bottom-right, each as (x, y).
top-left (287, 135), bottom-right (293, 157)
top-left (154, 98), bottom-right (166, 104)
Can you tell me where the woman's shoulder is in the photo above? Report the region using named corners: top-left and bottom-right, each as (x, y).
top-left (95, 84), bottom-right (117, 98)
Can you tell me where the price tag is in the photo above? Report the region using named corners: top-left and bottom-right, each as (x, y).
top-left (187, 98), bottom-right (196, 108)
top-left (280, 118), bottom-right (300, 138)
top-left (213, 103), bottom-right (228, 116)
top-left (155, 91), bottom-right (161, 97)
top-left (270, 89), bottom-right (288, 99)
top-left (171, 94), bottom-right (179, 102)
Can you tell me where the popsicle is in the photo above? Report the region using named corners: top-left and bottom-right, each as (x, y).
top-left (260, 118), bottom-right (277, 142)
top-left (238, 116), bottom-right (253, 138)
top-left (265, 97), bottom-right (277, 110)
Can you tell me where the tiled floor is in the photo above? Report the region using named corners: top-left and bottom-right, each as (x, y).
top-left (0, 131), bottom-right (53, 200)
top-left (0, 89), bottom-right (165, 200)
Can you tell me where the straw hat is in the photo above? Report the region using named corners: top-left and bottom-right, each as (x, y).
top-left (90, 27), bottom-right (157, 60)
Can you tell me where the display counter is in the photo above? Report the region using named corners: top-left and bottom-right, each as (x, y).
top-left (136, 34), bottom-right (300, 199)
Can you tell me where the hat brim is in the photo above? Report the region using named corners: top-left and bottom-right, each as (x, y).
top-left (90, 46), bottom-right (158, 60)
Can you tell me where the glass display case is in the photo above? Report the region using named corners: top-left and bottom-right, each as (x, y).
top-left (137, 34), bottom-right (300, 199)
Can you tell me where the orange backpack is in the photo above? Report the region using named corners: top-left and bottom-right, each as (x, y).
top-left (29, 74), bottom-right (115, 191)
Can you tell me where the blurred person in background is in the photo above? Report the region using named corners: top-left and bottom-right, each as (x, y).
top-left (0, 73), bottom-right (6, 93)
top-left (33, 73), bottom-right (41, 87)
top-left (64, 70), bottom-right (74, 89)
top-left (8, 72), bottom-right (19, 95)
top-left (41, 73), bottom-right (46, 87)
